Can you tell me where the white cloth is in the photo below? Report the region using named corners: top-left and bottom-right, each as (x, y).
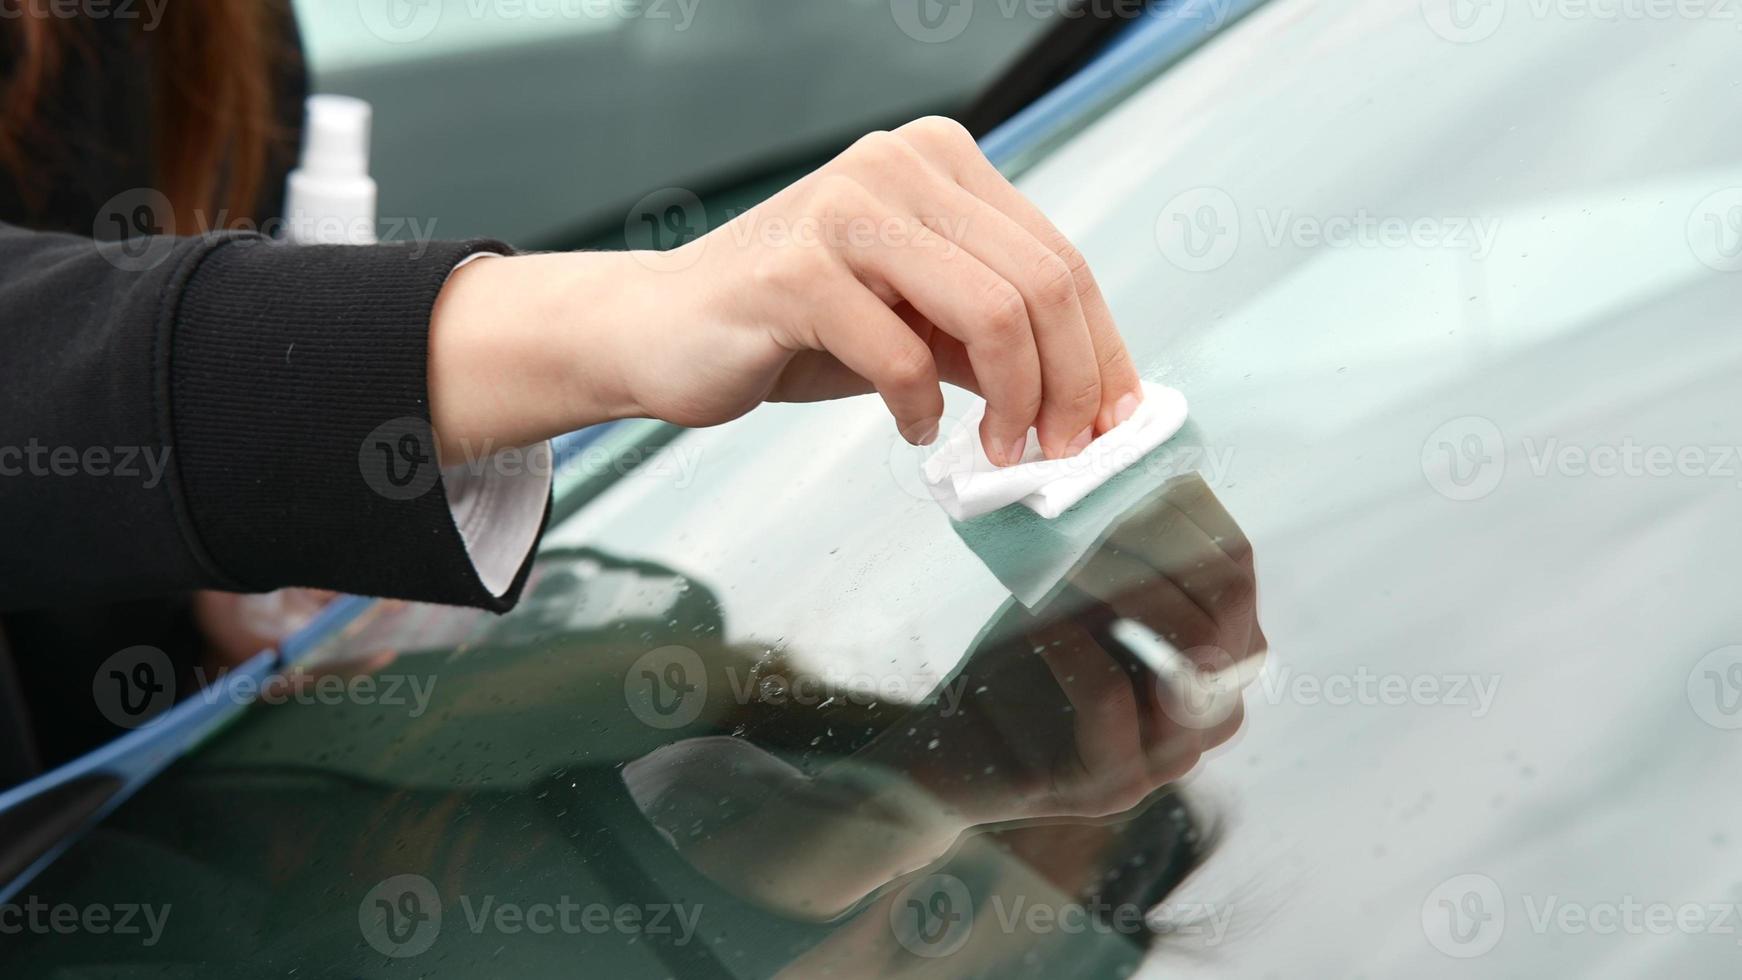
top-left (439, 252), bottom-right (551, 598)
top-left (922, 381), bottom-right (1189, 521)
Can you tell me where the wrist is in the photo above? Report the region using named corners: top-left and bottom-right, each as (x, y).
top-left (551, 250), bottom-right (666, 425)
top-left (428, 251), bottom-right (646, 462)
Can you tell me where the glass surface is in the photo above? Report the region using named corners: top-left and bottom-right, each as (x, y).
top-left (11, 2), bottom-right (1742, 976)
top-left (5, 471), bottom-right (1253, 977)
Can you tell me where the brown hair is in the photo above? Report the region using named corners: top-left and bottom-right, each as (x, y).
top-left (1, 0), bottom-right (284, 228)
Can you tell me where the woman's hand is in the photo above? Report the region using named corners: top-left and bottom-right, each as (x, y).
top-left (428, 117), bottom-right (1142, 466)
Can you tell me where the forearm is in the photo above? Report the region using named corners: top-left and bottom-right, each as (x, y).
top-left (0, 221), bottom-right (532, 613)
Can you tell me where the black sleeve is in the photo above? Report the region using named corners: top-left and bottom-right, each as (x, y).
top-left (0, 223), bottom-right (540, 615)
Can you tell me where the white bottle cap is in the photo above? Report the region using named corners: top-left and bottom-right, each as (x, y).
top-left (284, 95), bottom-right (379, 245)
top-left (302, 95), bottom-right (373, 178)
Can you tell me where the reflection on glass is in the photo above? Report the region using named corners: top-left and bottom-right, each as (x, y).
top-left (4, 475), bottom-right (1264, 978)
top-left (613, 473), bottom-right (1267, 973)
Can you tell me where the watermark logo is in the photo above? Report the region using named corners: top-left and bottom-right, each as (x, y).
top-left (358, 0), bottom-right (444, 43)
top-left (359, 875), bottom-right (703, 956)
top-left (1155, 187), bottom-right (1241, 272)
top-left (94, 187), bottom-right (440, 267)
top-left (624, 645), bottom-right (967, 730)
top-left (1688, 188), bottom-right (1742, 272)
top-left (1422, 873), bottom-right (1506, 957)
top-left (93, 188), bottom-right (177, 273)
top-left (1427, 875), bottom-right (1742, 952)
top-left (1424, 420), bottom-right (1742, 500)
top-left (1135, 635), bottom-right (1248, 732)
top-left (1688, 645), bottom-right (1742, 729)
top-left (624, 645), bottom-right (708, 729)
top-left (360, 874), bottom-right (443, 958)
top-left (359, 417), bottom-right (440, 501)
top-left (624, 187), bottom-right (710, 271)
top-left (891, 0), bottom-right (976, 42)
top-left (1157, 189), bottom-right (1503, 270)
top-left (92, 645), bottom-right (175, 728)
top-left (1421, 0), bottom-right (1507, 41)
top-left (1421, 415), bottom-right (1506, 501)
top-left (890, 873), bottom-right (974, 957)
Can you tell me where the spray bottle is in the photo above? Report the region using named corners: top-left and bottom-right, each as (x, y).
top-left (283, 94), bottom-right (379, 246)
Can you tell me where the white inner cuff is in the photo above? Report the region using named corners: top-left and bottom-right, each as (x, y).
top-left (442, 441), bottom-right (553, 598)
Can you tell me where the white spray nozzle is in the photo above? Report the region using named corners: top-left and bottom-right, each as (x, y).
top-left (300, 95), bottom-right (372, 178)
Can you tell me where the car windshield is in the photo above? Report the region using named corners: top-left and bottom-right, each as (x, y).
top-left (289, 0), bottom-right (1057, 245)
top-left (11, 2), bottom-right (1742, 977)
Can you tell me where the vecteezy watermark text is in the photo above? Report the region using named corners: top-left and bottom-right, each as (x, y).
top-left (888, 873), bottom-right (1235, 958)
top-left (1422, 415), bottom-right (1742, 502)
top-left (624, 645), bottom-right (968, 730)
top-left (193, 668), bottom-right (438, 719)
top-left (0, 0), bottom-right (168, 30)
top-left (0, 440), bottom-right (170, 488)
top-left (1422, 0), bottom-right (1742, 45)
top-left (357, 0), bottom-right (701, 45)
top-left (360, 424), bottom-right (708, 502)
top-left (1155, 187), bottom-right (1503, 272)
top-left (358, 874), bottom-right (701, 958)
top-left (92, 645), bottom-right (439, 729)
top-left (92, 187), bottom-right (442, 273)
top-left (1423, 872), bottom-right (1742, 958)
top-left (0, 897), bottom-right (171, 947)
top-left (1254, 664), bottom-right (1501, 717)
top-left (620, 185), bottom-right (976, 272)
top-left (890, 0), bottom-right (1234, 45)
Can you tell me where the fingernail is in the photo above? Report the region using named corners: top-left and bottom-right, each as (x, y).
top-left (1113, 391), bottom-right (1142, 426)
top-left (1066, 425), bottom-right (1094, 456)
top-left (1001, 435), bottom-right (1029, 467)
top-left (915, 419), bottom-right (940, 446)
